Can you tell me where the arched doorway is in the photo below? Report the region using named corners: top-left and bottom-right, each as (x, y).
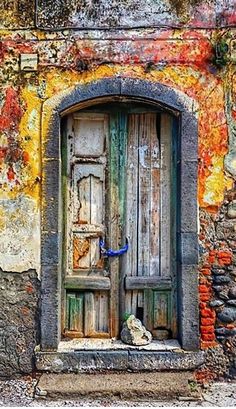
top-left (40, 78), bottom-right (199, 352)
top-left (61, 101), bottom-right (177, 341)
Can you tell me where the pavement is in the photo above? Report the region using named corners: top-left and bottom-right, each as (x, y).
top-left (0, 373), bottom-right (236, 407)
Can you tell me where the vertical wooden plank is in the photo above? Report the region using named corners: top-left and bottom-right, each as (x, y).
top-left (109, 112), bottom-right (127, 337)
top-left (90, 175), bottom-right (103, 225)
top-left (160, 114), bottom-right (172, 278)
top-left (90, 237), bottom-right (100, 269)
top-left (84, 292), bottom-right (95, 336)
top-left (77, 176), bottom-right (91, 224)
top-left (90, 176), bottom-right (103, 268)
top-left (138, 113), bottom-right (151, 278)
top-left (95, 291), bottom-right (109, 333)
top-left (143, 289), bottom-right (153, 332)
top-left (150, 114), bottom-right (160, 276)
top-left (109, 113), bottom-right (119, 337)
top-left (122, 114), bottom-right (139, 318)
top-left (66, 293), bottom-right (84, 334)
top-left (153, 291), bottom-right (171, 329)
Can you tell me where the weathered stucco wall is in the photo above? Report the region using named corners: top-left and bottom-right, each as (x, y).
top-left (1, 0), bottom-right (236, 378)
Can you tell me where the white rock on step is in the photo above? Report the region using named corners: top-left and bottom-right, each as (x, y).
top-left (120, 315), bottom-right (152, 346)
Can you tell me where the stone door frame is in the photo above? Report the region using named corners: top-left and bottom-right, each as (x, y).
top-left (40, 77), bottom-right (199, 351)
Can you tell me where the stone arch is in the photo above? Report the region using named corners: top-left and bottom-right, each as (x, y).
top-left (41, 77), bottom-right (199, 351)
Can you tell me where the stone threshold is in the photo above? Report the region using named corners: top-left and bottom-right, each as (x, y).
top-left (35, 339), bottom-right (205, 373)
top-left (58, 338), bottom-right (181, 352)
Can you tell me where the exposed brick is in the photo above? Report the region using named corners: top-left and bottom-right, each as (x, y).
top-left (199, 285), bottom-right (209, 293)
top-left (201, 318), bottom-right (215, 325)
top-left (201, 308), bottom-right (216, 318)
top-left (217, 250), bottom-right (232, 266)
top-left (200, 325), bottom-right (215, 334)
top-left (201, 333), bottom-right (216, 342)
top-left (208, 255), bottom-right (216, 263)
top-left (200, 293), bottom-right (211, 301)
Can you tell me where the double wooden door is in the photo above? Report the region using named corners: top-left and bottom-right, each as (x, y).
top-left (62, 105), bottom-right (176, 340)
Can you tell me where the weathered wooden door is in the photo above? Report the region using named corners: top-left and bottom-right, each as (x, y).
top-left (62, 106), bottom-right (176, 340)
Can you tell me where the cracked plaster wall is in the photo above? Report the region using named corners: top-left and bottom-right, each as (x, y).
top-left (0, 0), bottom-right (236, 378)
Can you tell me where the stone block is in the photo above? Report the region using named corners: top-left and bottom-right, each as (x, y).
top-left (178, 233), bottom-right (198, 265)
top-left (177, 265), bottom-right (199, 350)
top-left (41, 232), bottom-right (61, 266)
top-left (181, 112), bottom-right (198, 161)
top-left (128, 351), bottom-right (204, 371)
top-left (41, 266), bottom-right (61, 351)
top-left (42, 112), bottom-right (60, 158)
top-left (57, 78), bottom-right (122, 114)
top-left (120, 78), bottom-right (190, 112)
top-left (179, 161), bottom-right (198, 232)
top-left (42, 199), bottom-right (59, 233)
top-left (36, 351), bottom-right (129, 372)
top-left (42, 159), bottom-right (60, 201)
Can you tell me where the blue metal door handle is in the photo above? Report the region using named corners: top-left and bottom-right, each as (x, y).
top-left (99, 238), bottom-right (129, 257)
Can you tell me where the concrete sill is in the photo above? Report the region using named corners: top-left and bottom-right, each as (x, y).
top-left (35, 339), bottom-right (205, 373)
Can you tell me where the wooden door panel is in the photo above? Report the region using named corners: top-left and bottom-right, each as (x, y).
top-left (73, 113), bottom-right (106, 157)
top-left (66, 292), bottom-right (84, 335)
top-left (64, 113), bottom-right (111, 338)
top-left (72, 233), bottom-right (102, 270)
top-left (72, 163), bottom-right (105, 226)
top-left (65, 291), bottom-right (109, 338)
top-left (123, 112), bottom-right (173, 338)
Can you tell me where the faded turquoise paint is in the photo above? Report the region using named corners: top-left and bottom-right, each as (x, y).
top-left (109, 112), bottom-right (128, 238)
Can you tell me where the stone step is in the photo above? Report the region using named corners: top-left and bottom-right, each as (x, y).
top-left (36, 371), bottom-right (201, 400)
top-left (35, 350), bottom-right (205, 372)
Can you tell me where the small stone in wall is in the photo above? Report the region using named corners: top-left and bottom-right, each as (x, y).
top-left (229, 286), bottom-right (236, 299)
top-left (212, 268), bottom-right (226, 275)
top-left (216, 327), bottom-right (236, 337)
top-left (209, 300), bottom-right (224, 308)
top-left (213, 276), bottom-right (231, 284)
top-left (227, 200), bottom-right (236, 219)
top-left (227, 300), bottom-right (236, 307)
top-left (218, 307), bottom-right (236, 324)
top-left (120, 315), bottom-right (152, 346)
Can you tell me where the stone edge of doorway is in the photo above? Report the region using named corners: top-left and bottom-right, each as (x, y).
top-left (41, 77), bottom-right (199, 352)
top-left (35, 350), bottom-right (205, 373)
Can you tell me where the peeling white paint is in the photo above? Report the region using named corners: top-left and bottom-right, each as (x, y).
top-left (0, 195), bottom-right (40, 273)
